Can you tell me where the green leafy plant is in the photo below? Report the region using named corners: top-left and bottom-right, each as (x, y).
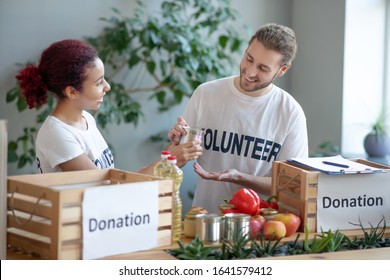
top-left (320, 229), bottom-right (347, 252)
top-left (347, 216), bottom-right (387, 249)
top-left (303, 225), bottom-right (332, 254)
top-left (310, 140), bottom-right (340, 157)
top-left (169, 235), bottom-right (216, 260)
top-left (218, 228), bottom-right (255, 260)
top-left (370, 109), bottom-right (389, 136)
top-left (6, 0), bottom-right (246, 169)
top-left (251, 232), bottom-right (283, 257)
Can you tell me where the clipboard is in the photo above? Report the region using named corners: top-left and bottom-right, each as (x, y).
top-left (287, 155), bottom-right (386, 175)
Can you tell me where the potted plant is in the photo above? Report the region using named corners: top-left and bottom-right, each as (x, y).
top-left (363, 109), bottom-right (390, 157)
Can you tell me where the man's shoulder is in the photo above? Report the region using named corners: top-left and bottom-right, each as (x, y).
top-left (271, 85), bottom-right (305, 113)
top-left (199, 76), bottom-right (234, 87)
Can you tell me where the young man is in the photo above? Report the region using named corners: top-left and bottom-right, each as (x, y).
top-left (169, 23), bottom-right (308, 212)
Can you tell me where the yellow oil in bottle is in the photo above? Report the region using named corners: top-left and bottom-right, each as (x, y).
top-left (161, 156), bottom-right (183, 242)
top-left (153, 150), bottom-right (170, 177)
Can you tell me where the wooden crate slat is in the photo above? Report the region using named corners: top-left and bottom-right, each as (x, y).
top-left (58, 242), bottom-right (81, 260)
top-left (60, 224), bottom-right (81, 241)
top-left (109, 169), bottom-right (157, 183)
top-left (8, 169), bottom-right (111, 187)
top-left (278, 191), bottom-right (304, 210)
top-left (7, 213), bottom-right (52, 237)
top-left (157, 229), bottom-right (172, 247)
top-left (7, 229), bottom-right (51, 259)
top-left (7, 195), bottom-right (52, 220)
top-left (8, 181), bottom-right (58, 201)
top-left (61, 206), bottom-right (82, 224)
top-left (306, 200), bottom-right (317, 214)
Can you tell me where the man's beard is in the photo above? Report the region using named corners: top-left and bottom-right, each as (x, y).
top-left (239, 71), bottom-right (278, 92)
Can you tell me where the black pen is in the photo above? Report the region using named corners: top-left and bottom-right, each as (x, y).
top-left (322, 161), bottom-right (349, 169)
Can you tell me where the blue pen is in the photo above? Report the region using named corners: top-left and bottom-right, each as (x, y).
top-left (322, 161), bottom-right (349, 169)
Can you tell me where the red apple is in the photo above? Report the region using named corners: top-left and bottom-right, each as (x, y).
top-left (188, 206), bottom-right (208, 214)
top-left (249, 215), bottom-right (266, 238)
top-left (262, 220), bottom-right (286, 240)
top-left (273, 212), bottom-right (301, 237)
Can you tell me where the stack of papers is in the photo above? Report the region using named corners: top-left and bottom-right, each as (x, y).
top-left (288, 155), bottom-right (386, 175)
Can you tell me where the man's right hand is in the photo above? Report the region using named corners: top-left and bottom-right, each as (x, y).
top-left (168, 116), bottom-right (189, 145)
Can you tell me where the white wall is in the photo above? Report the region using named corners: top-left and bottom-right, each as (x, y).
top-left (290, 0), bottom-right (346, 154)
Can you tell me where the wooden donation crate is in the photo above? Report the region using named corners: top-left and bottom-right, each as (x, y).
top-left (7, 169), bottom-right (173, 260)
top-left (271, 159), bottom-right (390, 233)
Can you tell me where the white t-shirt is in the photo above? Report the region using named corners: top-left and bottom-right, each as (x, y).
top-left (36, 111), bottom-right (114, 173)
top-left (183, 76), bottom-right (308, 212)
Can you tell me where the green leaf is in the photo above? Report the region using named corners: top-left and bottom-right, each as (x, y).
top-left (8, 141), bottom-right (18, 151)
top-left (160, 60), bottom-right (168, 76)
top-left (6, 87), bottom-right (20, 103)
top-left (36, 107), bottom-right (52, 123)
top-left (146, 61), bottom-right (156, 74)
top-left (8, 150), bottom-right (18, 163)
top-left (17, 155), bottom-right (28, 169)
top-left (124, 111), bottom-right (139, 125)
top-left (219, 35), bottom-right (228, 48)
top-left (173, 89), bottom-right (184, 104)
top-left (155, 90), bottom-right (166, 105)
top-left (230, 37), bottom-right (242, 52)
top-left (16, 95), bottom-right (27, 111)
top-left (128, 53), bottom-right (141, 68)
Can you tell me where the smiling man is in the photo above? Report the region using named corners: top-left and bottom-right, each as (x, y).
top-left (169, 23), bottom-right (308, 213)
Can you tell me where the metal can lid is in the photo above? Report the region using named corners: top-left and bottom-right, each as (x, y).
top-left (195, 213), bottom-right (223, 222)
top-left (223, 213), bottom-right (250, 221)
top-left (219, 203), bottom-right (236, 211)
top-left (260, 208), bottom-right (278, 215)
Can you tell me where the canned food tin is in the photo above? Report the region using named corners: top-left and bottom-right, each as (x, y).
top-left (195, 213), bottom-right (223, 244)
top-left (184, 212), bottom-right (199, 238)
top-left (223, 213), bottom-right (250, 241)
top-left (179, 126), bottom-right (204, 144)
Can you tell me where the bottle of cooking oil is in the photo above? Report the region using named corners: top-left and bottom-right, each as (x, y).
top-left (161, 155), bottom-right (183, 242)
top-left (153, 150), bottom-right (171, 177)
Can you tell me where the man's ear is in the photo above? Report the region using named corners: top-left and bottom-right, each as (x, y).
top-left (277, 64), bottom-right (291, 77)
top-left (64, 86), bottom-right (78, 99)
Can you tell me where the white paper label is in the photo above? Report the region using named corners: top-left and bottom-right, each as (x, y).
top-left (82, 181), bottom-right (159, 260)
top-left (317, 172), bottom-right (390, 231)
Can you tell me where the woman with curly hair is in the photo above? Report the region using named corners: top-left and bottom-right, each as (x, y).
top-left (16, 39), bottom-right (202, 174)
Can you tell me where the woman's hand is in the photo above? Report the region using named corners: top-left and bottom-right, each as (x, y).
top-left (168, 141), bottom-right (203, 167)
top-left (168, 116), bottom-right (188, 145)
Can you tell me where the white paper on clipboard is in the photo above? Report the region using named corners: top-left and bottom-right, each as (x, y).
top-left (288, 155), bottom-right (385, 175)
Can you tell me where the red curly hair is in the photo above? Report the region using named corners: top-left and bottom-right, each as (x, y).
top-left (16, 39), bottom-right (98, 109)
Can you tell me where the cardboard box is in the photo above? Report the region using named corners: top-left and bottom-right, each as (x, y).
top-left (7, 169), bottom-right (173, 259)
top-left (271, 159), bottom-right (390, 233)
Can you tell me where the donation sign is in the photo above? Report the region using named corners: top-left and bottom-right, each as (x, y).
top-left (317, 172), bottom-right (390, 231)
top-left (82, 181), bottom-right (159, 260)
